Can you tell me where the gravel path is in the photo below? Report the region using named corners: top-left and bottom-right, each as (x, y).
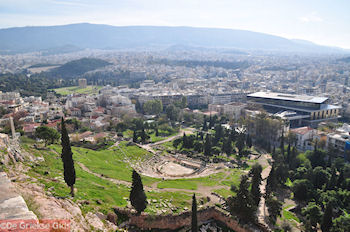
top-left (256, 153), bottom-right (272, 230)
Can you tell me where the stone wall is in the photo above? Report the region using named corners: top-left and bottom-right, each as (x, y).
top-left (114, 206), bottom-right (258, 232)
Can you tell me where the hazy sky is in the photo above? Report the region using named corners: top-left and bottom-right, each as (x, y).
top-left (1, 0), bottom-right (350, 48)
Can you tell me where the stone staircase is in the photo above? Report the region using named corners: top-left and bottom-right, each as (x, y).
top-left (0, 172), bottom-right (37, 220)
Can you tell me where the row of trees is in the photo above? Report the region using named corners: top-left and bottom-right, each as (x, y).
top-left (174, 123), bottom-right (251, 157)
top-left (264, 132), bottom-right (350, 231)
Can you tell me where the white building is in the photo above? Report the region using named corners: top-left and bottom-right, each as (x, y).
top-left (290, 126), bottom-right (318, 151)
top-left (208, 102), bottom-right (246, 120)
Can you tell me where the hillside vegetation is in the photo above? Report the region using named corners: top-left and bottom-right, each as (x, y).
top-left (50, 58), bottom-right (111, 78)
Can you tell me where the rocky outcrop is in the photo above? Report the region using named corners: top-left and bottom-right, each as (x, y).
top-left (14, 179), bottom-right (118, 232)
top-left (0, 172), bottom-right (37, 220)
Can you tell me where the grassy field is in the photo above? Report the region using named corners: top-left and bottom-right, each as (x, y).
top-left (277, 204), bottom-right (300, 229)
top-left (51, 85), bottom-right (102, 95)
top-left (49, 141), bottom-right (158, 186)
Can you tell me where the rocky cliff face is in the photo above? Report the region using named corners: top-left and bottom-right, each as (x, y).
top-left (0, 172), bottom-right (37, 220)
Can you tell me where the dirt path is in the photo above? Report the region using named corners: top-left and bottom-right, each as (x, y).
top-left (256, 153), bottom-right (272, 230)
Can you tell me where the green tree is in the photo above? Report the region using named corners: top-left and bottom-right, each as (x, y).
top-left (222, 137), bottom-right (232, 156)
top-left (66, 118), bottom-right (81, 131)
top-left (236, 133), bottom-right (245, 157)
top-left (280, 131), bottom-right (285, 156)
top-left (287, 143), bottom-right (291, 164)
top-left (175, 96), bottom-right (188, 109)
top-left (115, 122), bottom-right (128, 132)
top-left (35, 126), bottom-right (60, 146)
top-left (337, 169), bottom-right (345, 188)
top-left (202, 116), bottom-right (208, 131)
top-left (130, 170), bottom-right (147, 214)
top-left (327, 167), bottom-right (337, 190)
top-left (60, 118), bottom-right (76, 197)
top-left (312, 166), bottom-right (331, 189)
top-left (213, 124), bottom-right (223, 145)
top-left (302, 202), bottom-right (322, 231)
top-left (132, 129), bottom-right (138, 143)
top-left (208, 115), bottom-right (214, 129)
top-left (330, 215), bottom-right (350, 232)
top-left (321, 202), bottom-right (333, 232)
top-left (182, 133), bottom-right (188, 148)
top-left (191, 194), bottom-right (198, 232)
top-left (266, 165), bottom-right (276, 195)
top-left (194, 141), bottom-right (203, 152)
top-left (292, 179), bottom-right (312, 201)
top-left (246, 134), bottom-right (252, 148)
top-left (228, 175), bottom-right (256, 221)
top-left (250, 163), bottom-right (263, 206)
top-left (173, 138), bottom-right (182, 149)
top-left (143, 100), bottom-right (163, 115)
top-left (140, 128), bottom-right (148, 143)
top-left (181, 96), bottom-right (187, 109)
top-left (166, 104), bottom-right (180, 121)
top-left (204, 134), bottom-right (211, 156)
top-left (266, 196), bottom-right (282, 224)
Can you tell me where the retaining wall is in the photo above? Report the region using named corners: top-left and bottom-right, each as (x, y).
top-left (114, 206), bottom-right (251, 231)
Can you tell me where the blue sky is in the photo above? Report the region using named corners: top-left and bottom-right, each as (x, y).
top-left (1, 0), bottom-right (350, 48)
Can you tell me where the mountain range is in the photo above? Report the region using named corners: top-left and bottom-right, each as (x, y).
top-left (0, 23), bottom-right (348, 54)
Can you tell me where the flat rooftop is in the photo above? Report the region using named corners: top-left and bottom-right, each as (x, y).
top-left (247, 92), bottom-right (328, 104)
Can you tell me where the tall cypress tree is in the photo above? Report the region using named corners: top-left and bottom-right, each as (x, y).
top-left (337, 169), bottom-right (344, 188)
top-left (140, 128), bottom-right (147, 143)
top-left (191, 194), bottom-right (198, 232)
top-left (287, 143), bottom-right (291, 162)
top-left (204, 134), bottom-right (211, 156)
top-left (229, 175), bottom-right (256, 221)
top-left (222, 137), bottom-right (232, 156)
top-left (246, 134), bottom-right (252, 148)
top-left (202, 117), bottom-right (208, 131)
top-left (321, 202), bottom-right (333, 232)
top-left (250, 163), bottom-right (263, 206)
top-left (182, 132), bottom-right (188, 148)
top-left (327, 167), bottom-right (337, 190)
top-left (266, 164), bottom-right (276, 195)
top-left (236, 134), bottom-right (245, 157)
top-left (61, 117), bottom-right (76, 197)
top-left (280, 131), bottom-right (285, 156)
top-left (132, 129), bottom-right (137, 143)
top-left (130, 170), bottom-right (147, 214)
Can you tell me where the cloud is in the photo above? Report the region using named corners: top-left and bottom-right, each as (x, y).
top-left (299, 12), bottom-right (323, 23)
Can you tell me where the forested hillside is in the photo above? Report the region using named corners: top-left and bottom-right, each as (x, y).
top-left (49, 58), bottom-right (111, 79)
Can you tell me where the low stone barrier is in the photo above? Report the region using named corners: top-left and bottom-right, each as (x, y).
top-left (114, 206), bottom-right (252, 231)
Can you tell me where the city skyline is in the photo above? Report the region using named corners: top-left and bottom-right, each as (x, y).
top-left (1, 0), bottom-right (350, 49)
